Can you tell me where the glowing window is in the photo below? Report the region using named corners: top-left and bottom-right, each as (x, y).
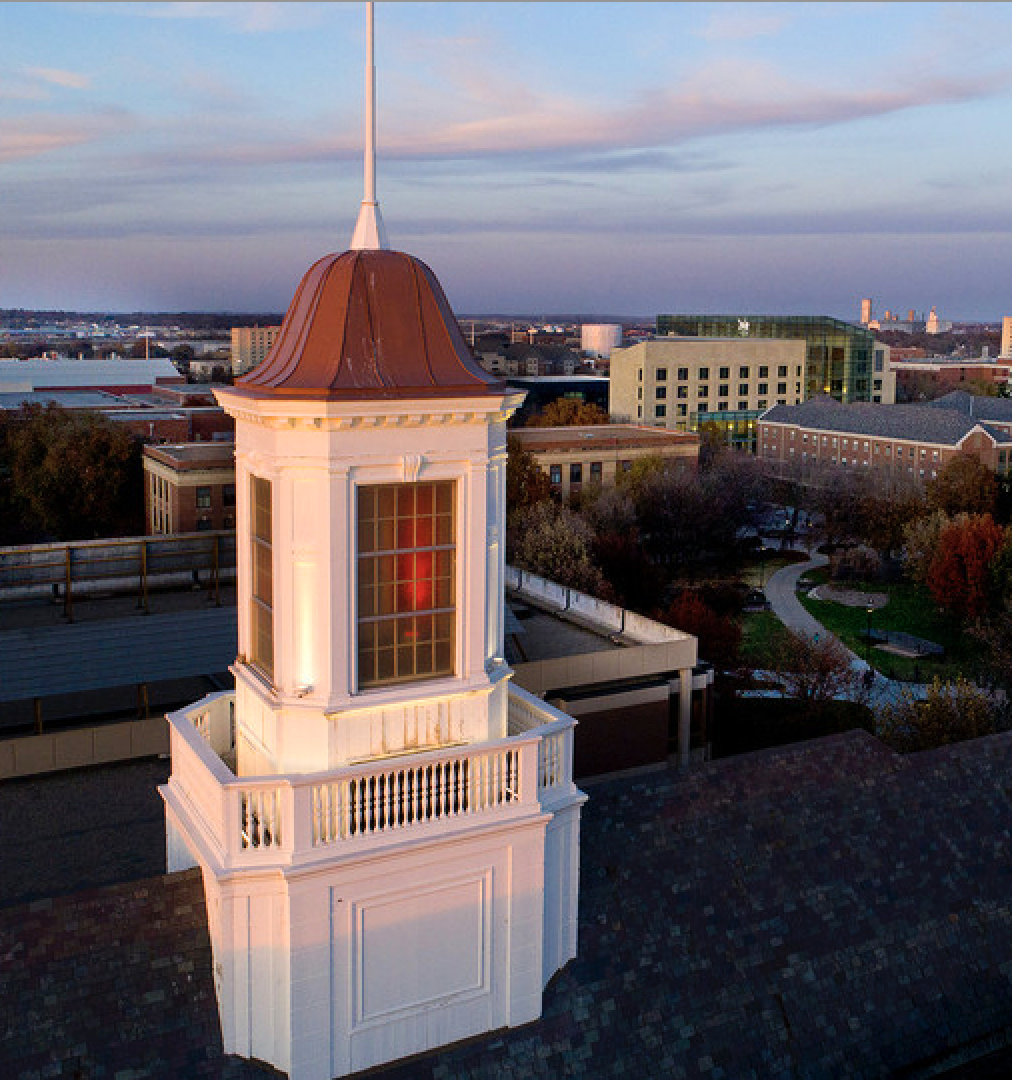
top-left (250, 475), bottom-right (274, 682)
top-left (357, 481), bottom-right (455, 689)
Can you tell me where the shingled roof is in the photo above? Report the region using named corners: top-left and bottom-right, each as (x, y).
top-left (762, 396), bottom-right (1012, 446)
top-left (7, 732), bottom-right (1012, 1077)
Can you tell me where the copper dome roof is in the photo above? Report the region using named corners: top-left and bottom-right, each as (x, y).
top-left (233, 249), bottom-right (508, 401)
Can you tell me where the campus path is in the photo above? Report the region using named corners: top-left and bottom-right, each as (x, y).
top-left (763, 551), bottom-right (925, 708)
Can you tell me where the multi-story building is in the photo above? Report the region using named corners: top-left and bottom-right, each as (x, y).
top-left (609, 336), bottom-right (809, 450)
top-left (510, 423), bottom-right (699, 499)
top-left (611, 315), bottom-right (896, 451)
top-left (758, 392), bottom-right (1012, 483)
top-left (229, 324), bottom-right (281, 376)
top-left (143, 442), bottom-right (237, 535)
top-left (656, 314), bottom-right (894, 401)
top-left (893, 359), bottom-right (1012, 402)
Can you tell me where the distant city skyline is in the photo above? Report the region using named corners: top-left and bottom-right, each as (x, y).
top-left (3, 2), bottom-right (1012, 321)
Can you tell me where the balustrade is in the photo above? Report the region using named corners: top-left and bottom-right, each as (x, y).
top-left (165, 688), bottom-right (573, 870)
top-left (310, 745), bottom-right (519, 847)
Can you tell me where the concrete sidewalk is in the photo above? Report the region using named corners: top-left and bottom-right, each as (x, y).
top-left (763, 552), bottom-right (926, 709)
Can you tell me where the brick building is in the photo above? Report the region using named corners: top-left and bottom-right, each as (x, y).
top-left (758, 392), bottom-right (1012, 483)
top-left (143, 442), bottom-right (237, 535)
top-left (510, 423), bottom-right (700, 498)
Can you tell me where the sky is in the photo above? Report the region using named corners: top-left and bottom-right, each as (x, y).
top-left (3, 2), bottom-right (1012, 322)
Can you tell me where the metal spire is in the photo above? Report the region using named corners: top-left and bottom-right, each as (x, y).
top-left (350, 1), bottom-right (389, 250)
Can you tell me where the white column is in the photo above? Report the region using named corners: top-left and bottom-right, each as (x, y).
top-left (678, 668), bottom-right (693, 767)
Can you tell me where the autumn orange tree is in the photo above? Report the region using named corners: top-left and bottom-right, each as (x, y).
top-left (925, 513), bottom-right (1007, 620)
top-left (527, 398), bottom-right (609, 427)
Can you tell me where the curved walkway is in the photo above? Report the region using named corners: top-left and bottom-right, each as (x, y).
top-left (764, 551), bottom-right (925, 708)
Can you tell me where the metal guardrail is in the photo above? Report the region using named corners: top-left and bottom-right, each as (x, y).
top-left (0, 530), bottom-right (237, 619)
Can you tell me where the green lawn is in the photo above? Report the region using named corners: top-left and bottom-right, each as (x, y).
top-left (738, 610), bottom-right (792, 668)
top-left (796, 571), bottom-right (978, 683)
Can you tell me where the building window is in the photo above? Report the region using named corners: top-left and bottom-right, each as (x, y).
top-left (759, 366), bottom-right (768, 378)
top-left (699, 367), bottom-right (709, 380)
top-left (677, 367), bottom-right (689, 381)
top-left (590, 461), bottom-right (603, 482)
top-left (549, 464), bottom-right (562, 485)
top-left (677, 404), bottom-right (688, 417)
top-left (758, 383), bottom-right (768, 396)
top-left (196, 517), bottom-right (212, 531)
top-left (656, 386), bottom-right (667, 399)
top-left (738, 383), bottom-right (749, 397)
top-left (656, 367), bottom-right (667, 381)
top-left (719, 367), bottom-right (730, 380)
top-left (739, 366), bottom-right (749, 378)
top-left (778, 365), bottom-right (787, 377)
top-left (357, 481), bottom-right (455, 689)
top-left (570, 463), bottom-right (583, 484)
top-left (676, 386), bottom-right (687, 399)
top-left (655, 405), bottom-right (667, 418)
top-left (738, 401), bottom-right (748, 411)
top-left (777, 382), bottom-right (787, 395)
top-left (223, 483), bottom-right (236, 507)
top-left (718, 384), bottom-right (729, 398)
top-left (196, 485), bottom-right (212, 509)
top-left (698, 385), bottom-right (708, 398)
top-left (250, 475), bottom-right (274, 683)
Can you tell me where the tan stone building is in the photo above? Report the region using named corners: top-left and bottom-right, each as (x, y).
top-left (143, 442), bottom-right (237, 534)
top-left (510, 423), bottom-right (699, 498)
top-left (610, 338), bottom-right (809, 449)
top-left (229, 325), bottom-right (281, 376)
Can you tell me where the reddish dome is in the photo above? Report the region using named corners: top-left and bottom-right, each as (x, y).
top-left (233, 250), bottom-right (507, 400)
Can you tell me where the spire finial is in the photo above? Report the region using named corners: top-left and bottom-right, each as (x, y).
top-left (350, 1), bottom-right (388, 250)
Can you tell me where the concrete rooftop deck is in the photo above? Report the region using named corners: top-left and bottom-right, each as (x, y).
top-left (4, 730), bottom-right (1012, 1078)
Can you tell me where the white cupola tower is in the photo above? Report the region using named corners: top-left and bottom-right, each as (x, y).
top-left (218, 248), bottom-right (521, 777)
top-left (160, 7), bottom-right (585, 1079)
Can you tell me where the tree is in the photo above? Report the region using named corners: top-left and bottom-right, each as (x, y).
top-left (658, 590), bottom-right (741, 671)
top-left (762, 629), bottom-right (864, 718)
top-left (901, 509), bottom-right (954, 586)
top-left (0, 403), bottom-right (144, 543)
top-left (506, 501), bottom-right (610, 598)
top-left (926, 453), bottom-right (997, 517)
top-left (505, 436), bottom-right (552, 521)
top-left (527, 398), bottom-right (609, 427)
top-left (925, 513), bottom-right (1006, 620)
top-left (855, 480), bottom-right (926, 558)
top-left (876, 678), bottom-right (1006, 753)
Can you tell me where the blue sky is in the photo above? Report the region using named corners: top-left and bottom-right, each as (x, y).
top-left (3, 2), bottom-right (1012, 321)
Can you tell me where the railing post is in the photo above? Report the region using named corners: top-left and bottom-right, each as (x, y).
top-left (212, 533), bottom-right (221, 606)
top-left (63, 546), bottom-right (73, 622)
top-left (33, 697), bottom-right (43, 735)
top-left (138, 540), bottom-right (149, 613)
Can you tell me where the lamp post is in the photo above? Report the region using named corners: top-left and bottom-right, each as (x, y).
top-left (865, 604), bottom-right (873, 665)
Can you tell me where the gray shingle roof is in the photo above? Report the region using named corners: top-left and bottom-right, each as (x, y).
top-left (927, 390), bottom-right (1012, 423)
top-left (9, 732), bottom-right (1012, 1077)
top-left (762, 396), bottom-right (1012, 445)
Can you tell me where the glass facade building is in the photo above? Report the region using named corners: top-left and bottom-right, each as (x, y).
top-left (655, 315), bottom-right (876, 405)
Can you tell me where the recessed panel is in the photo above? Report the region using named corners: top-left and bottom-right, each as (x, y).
top-left (353, 873), bottom-right (489, 1024)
